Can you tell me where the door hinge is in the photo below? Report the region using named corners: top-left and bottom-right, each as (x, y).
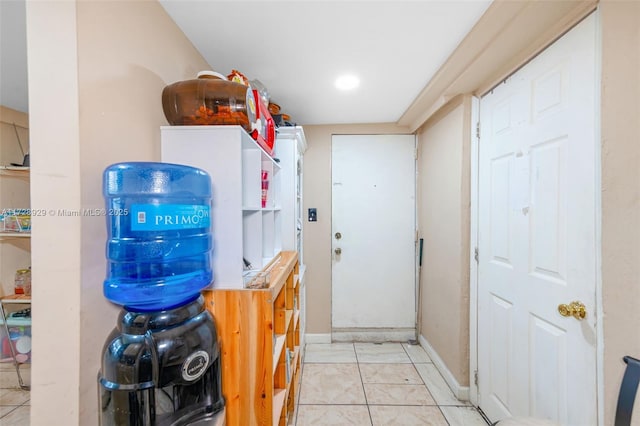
top-left (476, 122), bottom-right (480, 139)
top-left (474, 370), bottom-right (479, 386)
top-left (474, 247), bottom-right (479, 263)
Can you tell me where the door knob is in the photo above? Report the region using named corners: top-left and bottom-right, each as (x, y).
top-left (558, 301), bottom-right (587, 320)
top-left (334, 247), bottom-right (342, 255)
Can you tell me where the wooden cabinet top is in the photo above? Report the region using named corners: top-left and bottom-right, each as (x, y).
top-left (208, 251), bottom-right (298, 298)
top-left (261, 251), bottom-right (298, 297)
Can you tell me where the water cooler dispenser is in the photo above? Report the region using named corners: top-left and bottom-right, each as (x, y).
top-left (98, 162), bottom-right (225, 425)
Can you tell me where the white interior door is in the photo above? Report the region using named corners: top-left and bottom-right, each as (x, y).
top-left (332, 134), bottom-right (416, 341)
top-left (477, 13), bottom-right (598, 424)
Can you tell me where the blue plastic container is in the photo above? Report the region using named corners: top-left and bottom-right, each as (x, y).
top-left (103, 162), bottom-right (213, 311)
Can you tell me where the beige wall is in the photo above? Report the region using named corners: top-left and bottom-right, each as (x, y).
top-left (416, 96), bottom-right (472, 387)
top-left (26, 1), bottom-right (210, 424)
top-left (27, 1), bottom-right (82, 422)
top-left (302, 123), bottom-right (411, 334)
top-left (600, 1), bottom-right (640, 424)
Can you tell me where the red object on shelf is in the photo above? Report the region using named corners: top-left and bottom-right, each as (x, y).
top-left (261, 178), bottom-right (269, 208)
top-left (250, 90), bottom-right (276, 156)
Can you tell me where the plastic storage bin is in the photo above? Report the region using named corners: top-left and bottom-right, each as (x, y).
top-left (0, 213), bottom-right (31, 233)
top-left (0, 313), bottom-right (32, 363)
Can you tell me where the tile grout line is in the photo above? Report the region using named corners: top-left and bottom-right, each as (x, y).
top-left (0, 405), bottom-right (19, 420)
top-left (407, 343), bottom-right (490, 425)
top-left (404, 342), bottom-right (453, 425)
top-left (293, 347), bottom-right (305, 426)
top-left (402, 342), bottom-right (436, 399)
top-left (354, 343), bottom-right (375, 426)
top-left (410, 345), bottom-right (452, 426)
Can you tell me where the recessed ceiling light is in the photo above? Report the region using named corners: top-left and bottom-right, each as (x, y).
top-left (335, 74), bottom-right (360, 91)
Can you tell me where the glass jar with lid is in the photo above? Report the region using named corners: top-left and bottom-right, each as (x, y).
top-left (161, 71), bottom-right (256, 131)
top-left (14, 268), bottom-right (31, 295)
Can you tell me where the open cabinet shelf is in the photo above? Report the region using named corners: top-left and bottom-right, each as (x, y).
top-left (161, 125), bottom-right (281, 289)
top-left (204, 251), bottom-right (302, 425)
top-left (0, 119), bottom-right (32, 390)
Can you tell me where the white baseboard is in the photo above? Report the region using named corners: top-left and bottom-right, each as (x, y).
top-left (419, 334), bottom-right (470, 401)
top-left (304, 333), bottom-right (331, 344)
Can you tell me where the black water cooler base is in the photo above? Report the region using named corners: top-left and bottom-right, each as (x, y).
top-left (190, 408), bottom-right (225, 426)
top-left (99, 296), bottom-right (225, 426)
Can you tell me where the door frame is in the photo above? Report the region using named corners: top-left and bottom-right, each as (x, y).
top-left (468, 10), bottom-right (604, 423)
top-left (469, 96), bottom-right (480, 406)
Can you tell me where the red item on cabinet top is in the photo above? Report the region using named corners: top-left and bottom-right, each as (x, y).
top-left (250, 90), bottom-right (275, 156)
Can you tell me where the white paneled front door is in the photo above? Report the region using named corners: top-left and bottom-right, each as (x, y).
top-left (477, 13), bottom-right (598, 424)
top-left (331, 134), bottom-right (416, 341)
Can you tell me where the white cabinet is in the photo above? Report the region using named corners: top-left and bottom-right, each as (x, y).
top-left (161, 126), bottom-right (281, 289)
top-left (273, 126), bottom-right (307, 352)
top-left (274, 127), bottom-right (306, 265)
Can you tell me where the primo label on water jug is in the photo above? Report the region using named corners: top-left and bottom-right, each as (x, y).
top-left (130, 204), bottom-right (210, 231)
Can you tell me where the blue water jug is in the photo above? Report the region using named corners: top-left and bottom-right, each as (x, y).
top-left (103, 162), bottom-right (213, 311)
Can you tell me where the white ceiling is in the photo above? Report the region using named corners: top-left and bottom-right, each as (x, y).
top-left (0, 1), bottom-right (493, 126)
top-left (0, 0), bottom-right (28, 114)
top-left (159, 1), bottom-right (492, 125)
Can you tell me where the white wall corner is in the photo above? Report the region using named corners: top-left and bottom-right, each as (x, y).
top-left (419, 334), bottom-right (470, 401)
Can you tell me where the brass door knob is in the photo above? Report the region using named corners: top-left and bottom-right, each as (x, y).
top-left (335, 247), bottom-right (342, 255)
top-left (558, 301), bottom-right (587, 320)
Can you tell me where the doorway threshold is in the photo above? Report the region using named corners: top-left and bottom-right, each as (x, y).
top-left (332, 327), bottom-right (415, 343)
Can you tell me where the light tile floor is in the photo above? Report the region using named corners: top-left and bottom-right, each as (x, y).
top-left (296, 343), bottom-right (489, 426)
top-left (0, 343), bottom-right (490, 426)
top-left (0, 361), bottom-right (30, 425)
